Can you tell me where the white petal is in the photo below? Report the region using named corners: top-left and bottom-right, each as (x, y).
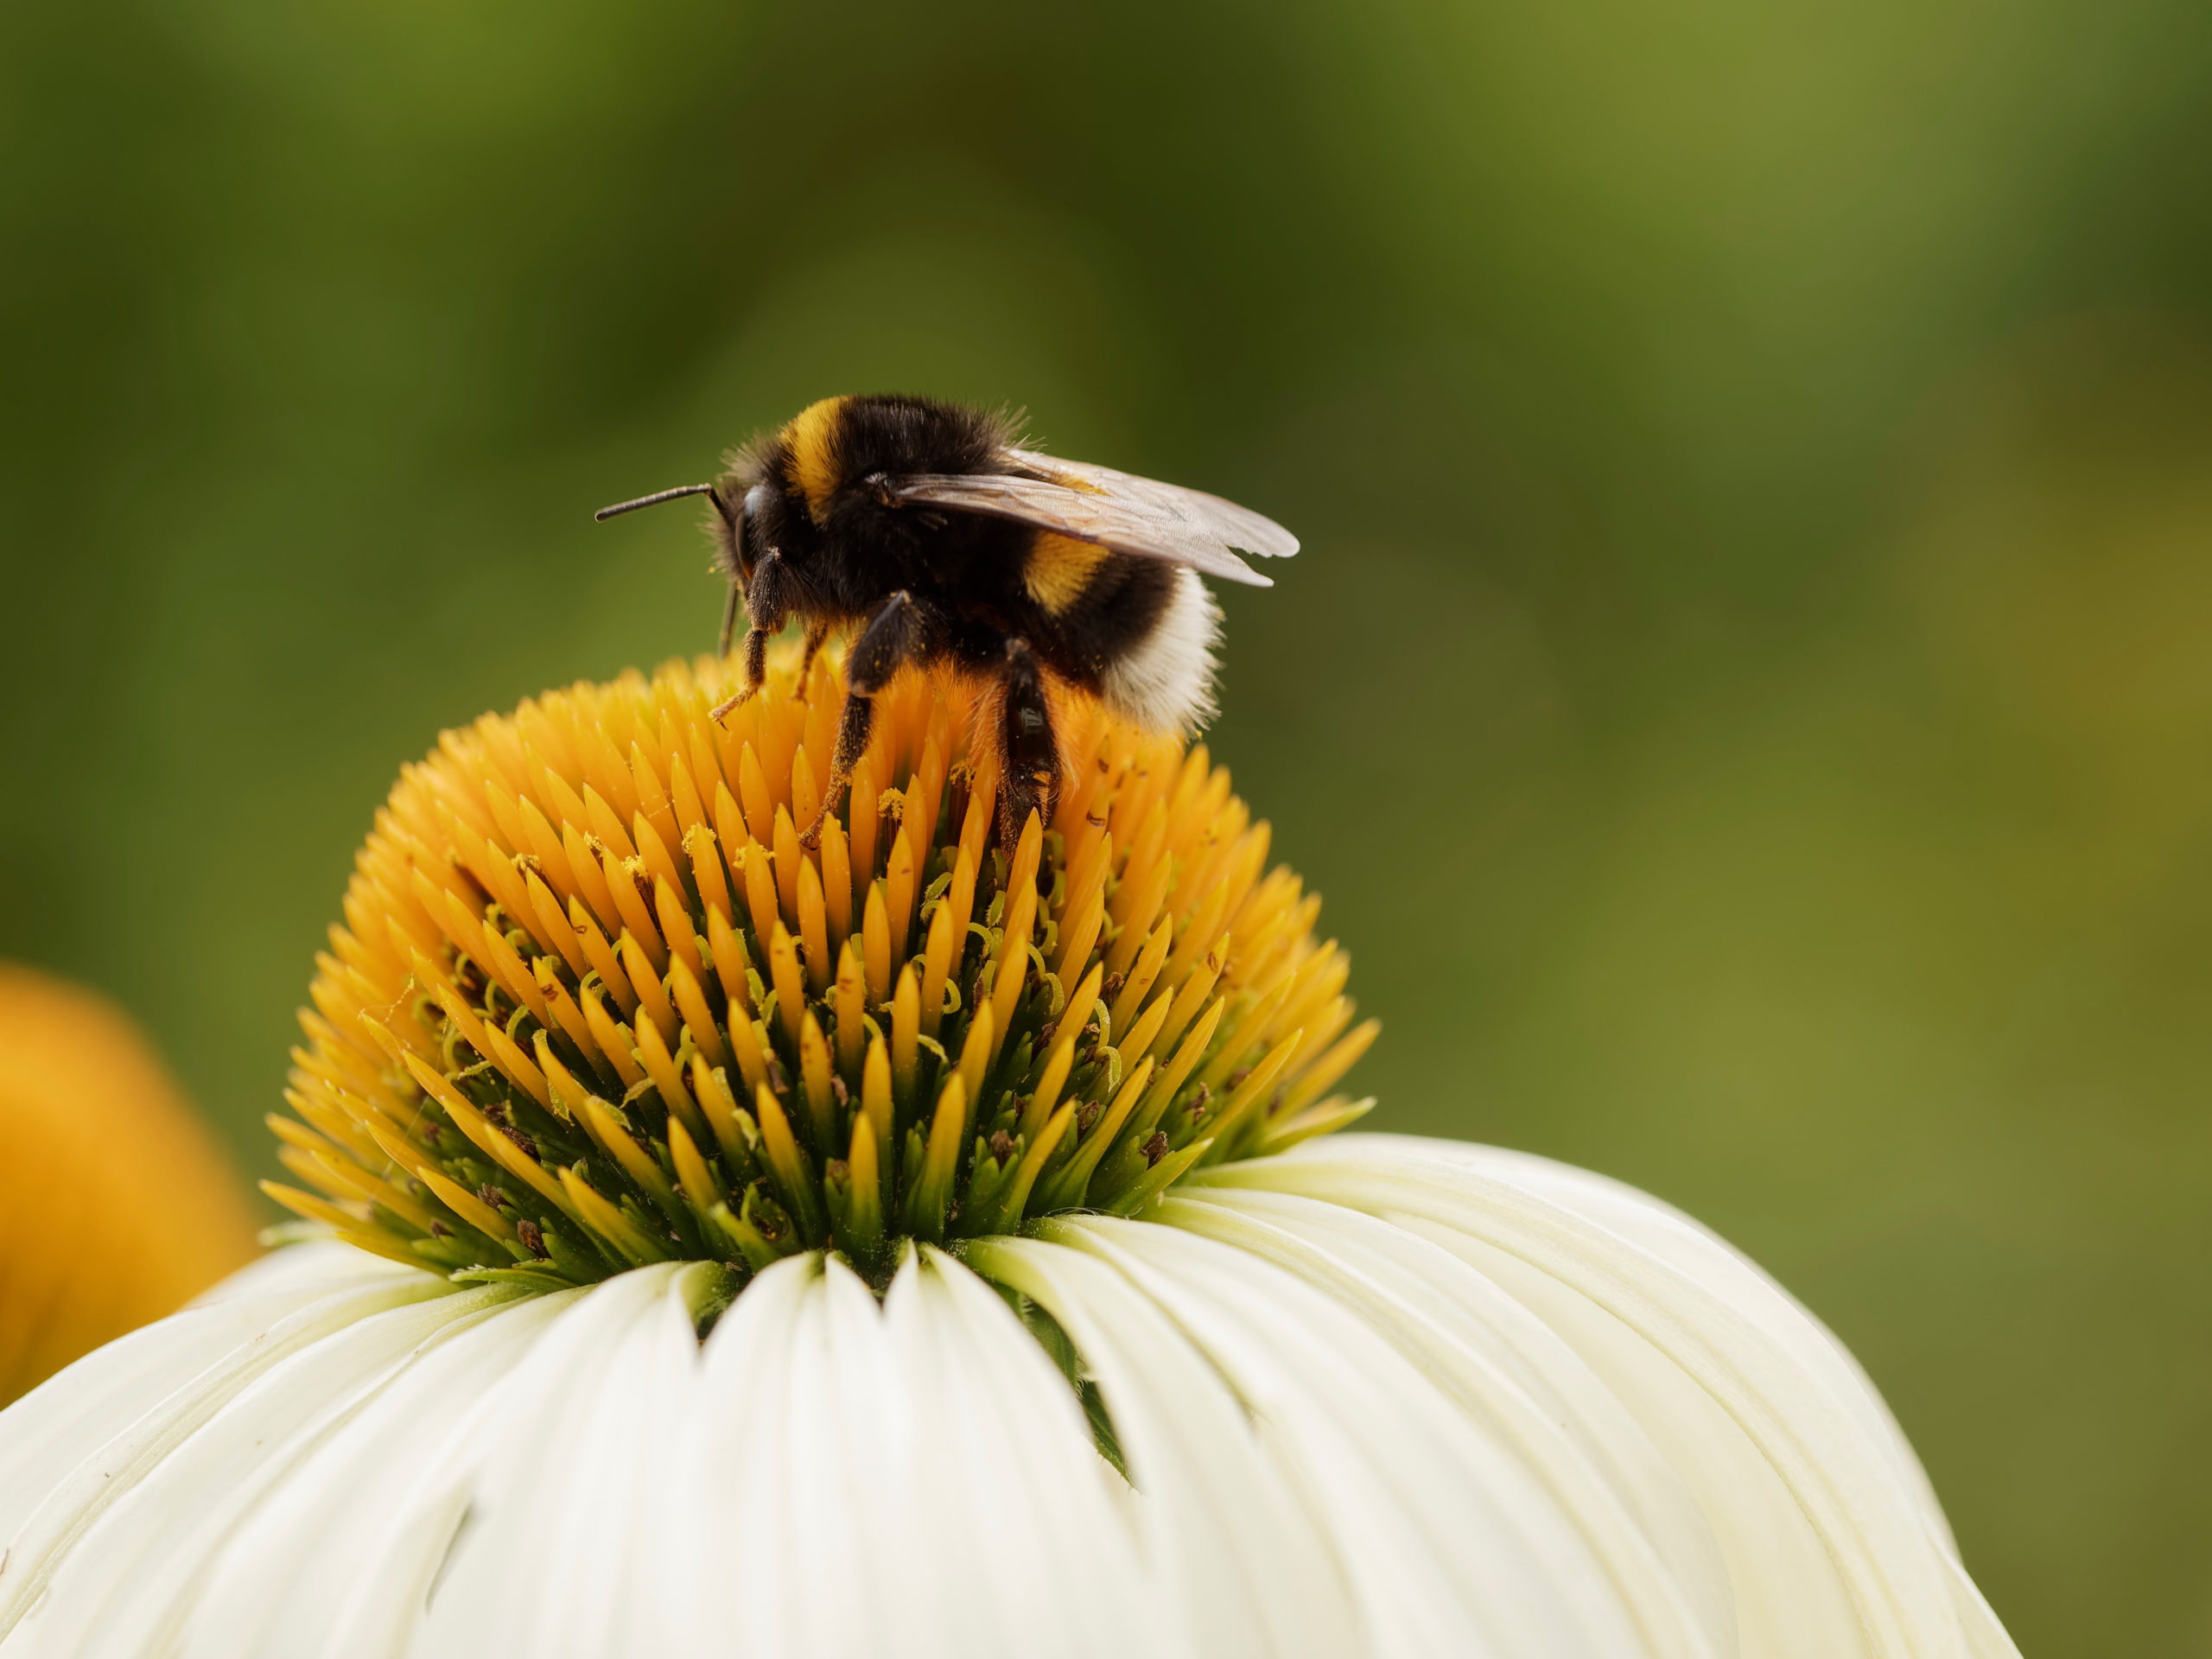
top-left (186, 1239), bottom-right (423, 1307)
top-left (1154, 1187), bottom-right (1735, 1659)
top-left (1935, 1552), bottom-right (2018, 1659)
top-left (1388, 1138), bottom-right (1955, 1552)
top-left (966, 1230), bottom-right (1364, 1659)
top-left (734, 1253), bottom-right (911, 1656)
top-left (1045, 1214), bottom-right (1652, 1659)
top-left (0, 1243), bottom-right (407, 1553)
top-left (3, 1284), bottom-right (517, 1657)
top-left (673, 1248), bottom-right (1164, 1659)
top-left (178, 1288), bottom-right (580, 1659)
top-left (0, 1251), bottom-right (450, 1643)
top-left (677, 1251), bottom-right (820, 1658)
top-left (1195, 1134), bottom-right (2019, 1659)
top-left (891, 1246), bottom-right (1159, 1657)
top-left (0, 1139), bottom-right (2018, 1659)
top-left (404, 1261), bottom-right (706, 1659)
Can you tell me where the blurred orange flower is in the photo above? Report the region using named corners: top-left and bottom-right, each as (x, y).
top-left (0, 964), bottom-right (260, 1403)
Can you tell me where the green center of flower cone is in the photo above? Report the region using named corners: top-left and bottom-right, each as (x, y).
top-left (265, 647), bottom-right (1376, 1298)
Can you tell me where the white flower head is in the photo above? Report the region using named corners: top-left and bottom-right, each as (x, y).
top-left (0, 652), bottom-right (2018, 1657)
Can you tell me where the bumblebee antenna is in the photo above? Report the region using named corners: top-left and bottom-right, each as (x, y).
top-left (594, 483), bottom-right (731, 522)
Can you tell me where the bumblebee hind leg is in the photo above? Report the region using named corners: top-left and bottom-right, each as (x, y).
top-left (994, 638), bottom-right (1060, 857)
top-left (798, 592), bottom-right (925, 849)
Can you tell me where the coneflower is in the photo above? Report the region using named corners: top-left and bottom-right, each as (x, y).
top-left (0, 645), bottom-right (2018, 1658)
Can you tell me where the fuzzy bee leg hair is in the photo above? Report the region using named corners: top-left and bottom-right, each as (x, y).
top-left (709, 551), bottom-right (792, 722)
top-left (995, 637), bottom-right (1059, 856)
top-left (799, 591), bottom-right (925, 849)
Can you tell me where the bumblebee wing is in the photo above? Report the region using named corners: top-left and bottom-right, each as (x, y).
top-left (1006, 448), bottom-right (1300, 563)
top-left (883, 455), bottom-right (1294, 588)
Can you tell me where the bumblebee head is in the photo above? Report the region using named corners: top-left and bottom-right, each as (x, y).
top-left (705, 451), bottom-right (789, 589)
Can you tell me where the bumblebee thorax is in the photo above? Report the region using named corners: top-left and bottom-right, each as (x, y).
top-left (780, 397), bottom-right (851, 524)
top-left (776, 394), bottom-right (1011, 526)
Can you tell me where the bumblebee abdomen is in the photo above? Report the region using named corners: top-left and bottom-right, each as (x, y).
top-left (1021, 549), bottom-right (1220, 739)
top-left (1021, 532), bottom-right (1113, 616)
top-left (1094, 566), bottom-right (1220, 737)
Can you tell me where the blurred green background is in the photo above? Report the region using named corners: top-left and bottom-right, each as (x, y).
top-left (5, 0), bottom-right (2210, 1647)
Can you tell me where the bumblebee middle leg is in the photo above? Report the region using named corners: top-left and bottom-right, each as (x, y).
top-left (795, 617), bottom-right (832, 687)
top-left (717, 579), bottom-right (744, 658)
top-left (798, 591), bottom-right (926, 849)
top-left (994, 637), bottom-right (1060, 857)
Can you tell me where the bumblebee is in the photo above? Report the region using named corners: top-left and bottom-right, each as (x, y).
top-left (598, 393), bottom-right (1296, 850)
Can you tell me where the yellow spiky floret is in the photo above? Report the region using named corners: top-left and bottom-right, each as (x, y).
top-left (265, 645), bottom-right (1377, 1290)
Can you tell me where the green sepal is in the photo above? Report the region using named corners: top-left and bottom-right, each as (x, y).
top-left (707, 1199), bottom-right (795, 1274)
top-left (1099, 1137), bottom-right (1212, 1217)
top-left (540, 1219), bottom-right (613, 1280)
top-left (452, 1263), bottom-right (577, 1294)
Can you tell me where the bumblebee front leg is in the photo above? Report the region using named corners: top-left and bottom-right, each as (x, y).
top-left (995, 638), bottom-right (1059, 856)
top-left (709, 550), bottom-right (791, 722)
top-left (798, 592), bottom-right (925, 849)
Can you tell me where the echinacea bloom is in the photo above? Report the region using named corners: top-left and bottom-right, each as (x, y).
top-left (0, 963), bottom-right (258, 1405)
top-left (0, 649), bottom-right (2018, 1658)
